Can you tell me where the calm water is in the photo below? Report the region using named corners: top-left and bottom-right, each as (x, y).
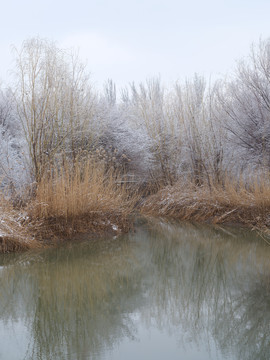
top-left (0, 219), bottom-right (270, 360)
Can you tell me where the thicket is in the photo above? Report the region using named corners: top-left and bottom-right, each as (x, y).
top-left (1, 37), bottom-right (270, 250)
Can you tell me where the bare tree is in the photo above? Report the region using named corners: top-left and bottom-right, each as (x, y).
top-left (13, 38), bottom-right (97, 182)
top-left (172, 75), bottom-right (226, 185)
top-left (0, 84), bottom-right (28, 192)
top-left (124, 78), bottom-right (181, 185)
top-left (218, 39), bottom-right (270, 170)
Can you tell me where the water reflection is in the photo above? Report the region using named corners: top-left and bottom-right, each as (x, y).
top-left (144, 221), bottom-right (270, 360)
top-left (0, 220), bottom-right (270, 359)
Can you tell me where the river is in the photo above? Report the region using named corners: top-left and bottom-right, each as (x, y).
top-left (0, 219), bottom-right (270, 360)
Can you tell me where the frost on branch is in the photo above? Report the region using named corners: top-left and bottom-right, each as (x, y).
top-left (219, 39), bottom-right (270, 173)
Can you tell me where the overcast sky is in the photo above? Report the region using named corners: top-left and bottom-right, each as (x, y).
top-left (1, 0), bottom-right (270, 90)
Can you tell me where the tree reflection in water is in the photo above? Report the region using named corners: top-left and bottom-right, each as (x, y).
top-left (0, 221), bottom-right (270, 360)
top-left (144, 220), bottom-right (270, 360)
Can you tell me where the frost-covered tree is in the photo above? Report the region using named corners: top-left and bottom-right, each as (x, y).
top-left (0, 85), bottom-right (28, 192)
top-left (122, 78), bottom-right (182, 185)
top-left (116, 76), bottom-right (226, 186)
top-left (91, 80), bottom-right (151, 180)
top-left (13, 38), bottom-right (97, 182)
top-left (173, 75), bottom-right (226, 185)
top-left (219, 39), bottom-right (270, 171)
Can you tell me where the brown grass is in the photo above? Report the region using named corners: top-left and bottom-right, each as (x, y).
top-left (4, 164), bottom-right (270, 253)
top-left (0, 195), bottom-right (40, 253)
top-left (141, 175), bottom-right (270, 231)
top-left (28, 159), bottom-right (138, 239)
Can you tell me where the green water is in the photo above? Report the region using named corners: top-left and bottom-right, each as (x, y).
top-left (0, 219), bottom-right (270, 360)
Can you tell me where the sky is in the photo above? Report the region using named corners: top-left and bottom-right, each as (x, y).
top-left (1, 0), bottom-right (270, 90)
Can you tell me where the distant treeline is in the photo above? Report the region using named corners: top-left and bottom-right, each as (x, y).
top-left (0, 37), bottom-right (270, 189)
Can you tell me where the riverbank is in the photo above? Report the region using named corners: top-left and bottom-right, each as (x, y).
top-left (2, 173), bottom-right (270, 253)
top-left (0, 198), bottom-right (40, 253)
top-left (0, 161), bottom-right (138, 253)
top-left (0, 208), bottom-right (134, 253)
top-left (141, 179), bottom-right (270, 234)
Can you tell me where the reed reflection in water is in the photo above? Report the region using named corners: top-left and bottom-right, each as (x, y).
top-left (0, 220), bottom-right (270, 360)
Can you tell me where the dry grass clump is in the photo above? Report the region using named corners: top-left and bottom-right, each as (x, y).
top-left (141, 175), bottom-right (270, 229)
top-left (28, 159), bottom-right (138, 239)
top-left (0, 195), bottom-right (40, 253)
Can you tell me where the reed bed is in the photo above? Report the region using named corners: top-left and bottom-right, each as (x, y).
top-left (141, 175), bottom-right (270, 231)
top-left (3, 164), bottom-right (270, 253)
top-left (28, 159), bottom-right (138, 239)
top-left (0, 195), bottom-right (40, 253)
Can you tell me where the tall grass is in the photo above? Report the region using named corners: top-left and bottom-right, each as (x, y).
top-left (141, 174), bottom-right (270, 230)
top-left (28, 159), bottom-right (138, 238)
top-left (0, 194), bottom-right (39, 252)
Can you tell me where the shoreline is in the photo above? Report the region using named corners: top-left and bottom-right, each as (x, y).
top-left (140, 182), bottom-right (270, 236)
top-left (1, 191), bottom-right (269, 253)
top-left (0, 210), bottom-right (134, 254)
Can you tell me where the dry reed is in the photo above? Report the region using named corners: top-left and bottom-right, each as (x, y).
top-left (28, 159), bottom-right (138, 239)
top-left (141, 175), bottom-right (270, 230)
top-left (0, 195), bottom-right (40, 253)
